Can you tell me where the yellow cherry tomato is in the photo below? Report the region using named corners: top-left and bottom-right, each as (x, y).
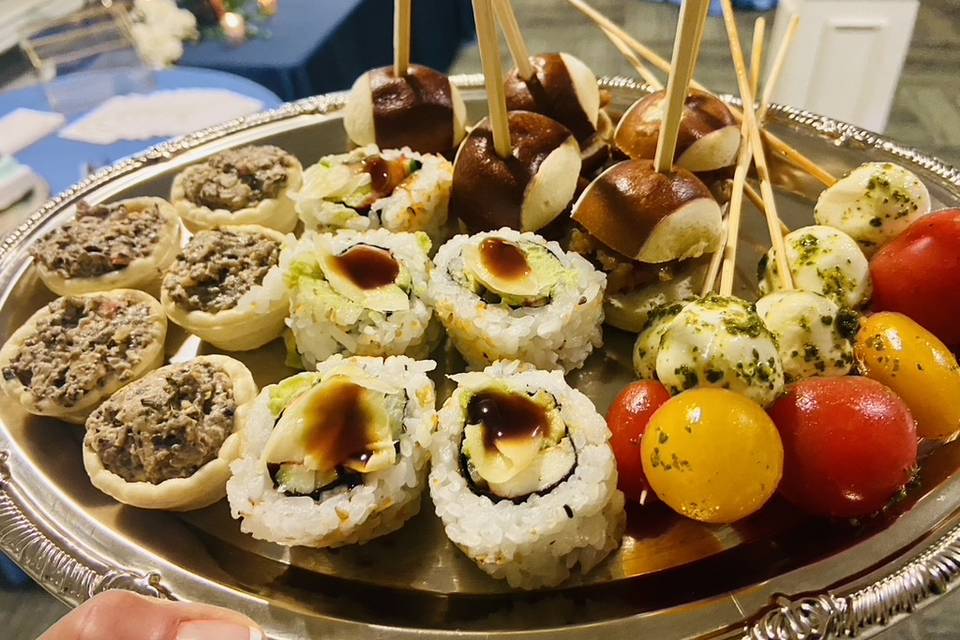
top-left (855, 311), bottom-right (960, 440)
top-left (641, 388), bottom-right (783, 524)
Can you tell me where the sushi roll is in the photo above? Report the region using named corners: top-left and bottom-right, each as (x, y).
top-left (30, 197), bottom-right (181, 296)
top-left (171, 145), bottom-right (303, 233)
top-left (292, 144), bottom-right (452, 242)
top-left (282, 229), bottom-right (439, 369)
top-left (427, 228), bottom-right (605, 372)
top-left (82, 355), bottom-right (257, 511)
top-left (0, 290), bottom-right (166, 423)
top-left (430, 360), bottom-right (625, 589)
top-left (161, 225), bottom-right (289, 351)
top-left (226, 355), bottom-right (437, 547)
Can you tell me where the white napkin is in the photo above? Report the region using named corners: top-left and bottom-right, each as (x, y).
top-left (0, 155), bottom-right (39, 210)
top-left (0, 109), bottom-right (66, 155)
top-left (59, 88), bottom-right (265, 145)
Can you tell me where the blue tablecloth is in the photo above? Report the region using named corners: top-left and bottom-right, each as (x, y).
top-left (0, 67), bottom-right (281, 197)
top-left (180, 0), bottom-right (475, 101)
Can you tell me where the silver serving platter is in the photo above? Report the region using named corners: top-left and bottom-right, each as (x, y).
top-left (1, 76), bottom-right (960, 640)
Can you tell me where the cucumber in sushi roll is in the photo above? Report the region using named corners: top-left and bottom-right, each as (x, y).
top-left (292, 144), bottom-right (452, 243)
top-left (282, 229), bottom-right (440, 368)
top-left (226, 355), bottom-right (437, 547)
top-left (430, 360), bottom-right (625, 589)
top-left (427, 228), bottom-right (605, 372)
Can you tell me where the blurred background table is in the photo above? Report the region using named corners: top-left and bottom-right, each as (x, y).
top-left (179, 0), bottom-right (475, 101)
top-left (0, 66), bottom-right (281, 196)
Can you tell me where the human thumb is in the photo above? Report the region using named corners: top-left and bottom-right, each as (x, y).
top-left (38, 590), bottom-right (263, 640)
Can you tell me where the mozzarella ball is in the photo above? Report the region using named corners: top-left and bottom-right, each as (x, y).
top-left (632, 300), bottom-right (691, 379)
top-left (814, 162), bottom-right (930, 255)
top-left (756, 290), bottom-right (858, 382)
top-left (758, 225), bottom-right (871, 308)
top-left (656, 295), bottom-right (784, 407)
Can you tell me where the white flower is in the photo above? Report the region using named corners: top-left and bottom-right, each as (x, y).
top-left (131, 22), bottom-right (185, 69)
top-left (131, 0), bottom-right (198, 67)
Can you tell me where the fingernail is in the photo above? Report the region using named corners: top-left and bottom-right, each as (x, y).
top-left (176, 620), bottom-right (262, 640)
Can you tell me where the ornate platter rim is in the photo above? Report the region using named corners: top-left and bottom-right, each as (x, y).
top-left (1, 75), bottom-right (959, 640)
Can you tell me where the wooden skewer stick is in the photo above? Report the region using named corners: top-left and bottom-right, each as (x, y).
top-left (701, 214), bottom-right (728, 296)
top-left (567, 0), bottom-right (671, 77)
top-left (565, 0), bottom-right (836, 187)
top-left (711, 15), bottom-right (769, 296)
top-left (743, 182), bottom-right (788, 234)
top-left (745, 17), bottom-right (789, 237)
top-left (604, 27), bottom-right (663, 89)
top-left (749, 17), bottom-right (766, 100)
top-left (689, 0), bottom-right (710, 81)
top-left (721, 0), bottom-right (793, 291)
top-left (472, 0), bottom-right (512, 158)
top-left (758, 15), bottom-right (800, 124)
top-left (654, 0), bottom-right (711, 174)
top-left (493, 0), bottom-right (535, 81)
top-left (394, 0), bottom-right (411, 76)
top-left (717, 106), bottom-right (756, 295)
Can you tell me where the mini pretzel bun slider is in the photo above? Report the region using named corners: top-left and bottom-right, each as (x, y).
top-left (451, 0), bottom-right (582, 233)
top-left (572, 159), bottom-right (722, 263)
top-left (343, 0), bottom-right (467, 154)
top-left (614, 89), bottom-right (740, 173)
top-left (572, 0), bottom-right (721, 264)
top-left (494, 0), bottom-right (604, 172)
top-left (502, 51), bottom-right (600, 144)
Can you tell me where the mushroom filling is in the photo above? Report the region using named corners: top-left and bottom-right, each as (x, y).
top-left (1, 295), bottom-right (158, 407)
top-left (85, 362), bottom-right (235, 484)
top-left (30, 200), bottom-right (164, 279)
top-left (178, 145), bottom-right (296, 211)
top-left (286, 243), bottom-right (413, 316)
top-left (459, 386), bottom-right (576, 502)
top-left (163, 229), bottom-right (281, 313)
top-left (567, 225), bottom-right (678, 295)
top-left (262, 373), bottom-right (407, 498)
top-left (453, 237), bottom-right (571, 308)
top-left (314, 154), bottom-right (421, 214)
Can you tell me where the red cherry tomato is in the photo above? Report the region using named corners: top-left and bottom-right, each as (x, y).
top-left (769, 377), bottom-right (917, 519)
top-left (607, 380), bottom-right (671, 504)
top-left (870, 209), bottom-right (960, 349)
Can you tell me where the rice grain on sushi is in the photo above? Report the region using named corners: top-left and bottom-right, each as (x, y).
top-left (429, 360), bottom-right (625, 589)
top-left (226, 355), bottom-right (437, 547)
top-left (282, 229), bottom-right (439, 368)
top-left (292, 144), bottom-right (452, 242)
top-left (427, 229), bottom-right (605, 372)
